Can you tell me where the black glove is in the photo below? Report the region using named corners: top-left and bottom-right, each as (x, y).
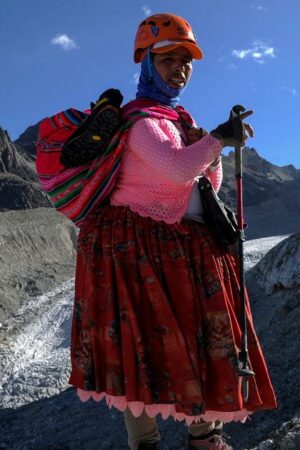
top-left (210, 117), bottom-right (244, 148)
top-left (60, 88), bottom-right (123, 168)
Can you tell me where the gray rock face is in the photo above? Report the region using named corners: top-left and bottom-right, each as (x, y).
top-left (247, 233), bottom-right (300, 429)
top-left (0, 128), bottom-right (35, 177)
top-left (0, 208), bottom-right (77, 325)
top-left (0, 127), bottom-right (51, 210)
top-left (227, 232), bottom-right (300, 449)
top-left (249, 233), bottom-right (300, 294)
top-left (221, 148), bottom-right (300, 239)
top-left (249, 417), bottom-right (300, 450)
top-left (14, 123), bottom-right (40, 158)
top-left (222, 148), bottom-right (300, 206)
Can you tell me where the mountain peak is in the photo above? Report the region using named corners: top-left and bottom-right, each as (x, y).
top-left (0, 128), bottom-right (12, 147)
top-left (227, 146), bottom-right (258, 157)
top-left (14, 123), bottom-right (40, 157)
top-left (0, 125), bottom-right (51, 210)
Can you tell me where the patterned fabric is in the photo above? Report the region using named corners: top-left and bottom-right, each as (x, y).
top-left (35, 100), bottom-right (201, 226)
top-left (69, 205), bottom-right (277, 424)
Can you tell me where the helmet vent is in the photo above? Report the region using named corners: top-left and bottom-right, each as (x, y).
top-left (148, 20), bottom-right (157, 25)
top-left (162, 20), bottom-right (171, 27)
top-left (177, 27), bottom-right (188, 37)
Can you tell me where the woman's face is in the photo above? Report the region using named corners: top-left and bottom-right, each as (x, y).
top-left (153, 47), bottom-right (193, 89)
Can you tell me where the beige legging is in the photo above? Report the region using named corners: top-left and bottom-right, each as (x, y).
top-left (124, 408), bottom-right (222, 450)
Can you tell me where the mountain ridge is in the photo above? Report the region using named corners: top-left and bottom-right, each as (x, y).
top-left (0, 127), bottom-right (51, 210)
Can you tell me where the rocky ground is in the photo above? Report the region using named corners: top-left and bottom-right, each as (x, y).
top-left (249, 417), bottom-right (300, 449)
top-left (0, 209), bottom-right (300, 449)
top-left (0, 208), bottom-right (77, 327)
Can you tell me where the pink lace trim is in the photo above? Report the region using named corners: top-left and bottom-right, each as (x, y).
top-left (77, 389), bottom-right (252, 425)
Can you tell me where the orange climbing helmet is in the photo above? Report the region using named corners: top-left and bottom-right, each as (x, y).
top-left (134, 13), bottom-right (203, 63)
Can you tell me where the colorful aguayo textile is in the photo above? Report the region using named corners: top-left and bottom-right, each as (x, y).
top-left (36, 99), bottom-right (194, 226)
top-left (69, 206), bottom-right (277, 424)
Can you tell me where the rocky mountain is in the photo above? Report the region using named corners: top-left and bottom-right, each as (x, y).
top-left (221, 149), bottom-right (300, 238)
top-left (0, 128), bottom-right (51, 210)
top-left (14, 123), bottom-right (40, 158)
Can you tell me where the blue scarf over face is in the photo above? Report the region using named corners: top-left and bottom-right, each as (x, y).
top-left (136, 50), bottom-right (187, 108)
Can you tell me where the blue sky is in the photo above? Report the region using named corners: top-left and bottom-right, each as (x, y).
top-left (1, 0), bottom-right (299, 168)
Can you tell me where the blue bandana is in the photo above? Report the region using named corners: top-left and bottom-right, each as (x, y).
top-left (136, 50), bottom-right (187, 108)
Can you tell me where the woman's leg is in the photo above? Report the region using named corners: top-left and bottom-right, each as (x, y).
top-left (188, 420), bottom-right (223, 437)
top-left (187, 421), bottom-right (233, 450)
top-left (124, 408), bottom-right (161, 450)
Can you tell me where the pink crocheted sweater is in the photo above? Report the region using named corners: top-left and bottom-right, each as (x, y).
top-left (110, 116), bottom-right (223, 223)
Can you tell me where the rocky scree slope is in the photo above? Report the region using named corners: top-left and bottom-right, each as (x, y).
top-left (0, 208), bottom-right (77, 327)
top-left (249, 416), bottom-right (300, 450)
top-left (226, 232), bottom-right (300, 449)
top-left (0, 127), bottom-right (51, 210)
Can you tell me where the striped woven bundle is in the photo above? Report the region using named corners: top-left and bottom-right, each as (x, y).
top-left (36, 100), bottom-right (194, 227)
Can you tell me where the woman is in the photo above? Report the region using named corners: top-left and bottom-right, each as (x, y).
top-left (68, 13), bottom-right (277, 450)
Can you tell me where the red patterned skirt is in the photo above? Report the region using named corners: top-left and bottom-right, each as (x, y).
top-left (69, 206), bottom-right (276, 424)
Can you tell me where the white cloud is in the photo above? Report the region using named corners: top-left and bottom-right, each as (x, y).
top-left (51, 34), bottom-right (78, 51)
top-left (281, 86), bottom-right (297, 96)
top-left (264, 47), bottom-right (275, 57)
top-left (250, 4), bottom-right (267, 12)
top-left (232, 40), bottom-right (276, 63)
top-left (232, 49), bottom-right (250, 59)
top-left (142, 6), bottom-right (152, 16)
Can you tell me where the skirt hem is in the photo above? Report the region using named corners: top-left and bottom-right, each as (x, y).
top-left (77, 388), bottom-right (252, 425)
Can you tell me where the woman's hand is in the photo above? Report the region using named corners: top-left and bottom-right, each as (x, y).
top-left (187, 127), bottom-right (208, 143)
top-left (211, 110), bottom-right (255, 147)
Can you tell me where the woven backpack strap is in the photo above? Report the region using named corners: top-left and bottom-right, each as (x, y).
top-left (174, 105), bottom-right (196, 130)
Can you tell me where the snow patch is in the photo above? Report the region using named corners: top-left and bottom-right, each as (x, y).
top-left (244, 235), bottom-right (289, 270)
top-left (0, 279), bottom-right (74, 408)
top-left (249, 233), bottom-right (300, 294)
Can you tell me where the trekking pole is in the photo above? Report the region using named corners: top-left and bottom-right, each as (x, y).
top-left (230, 105), bottom-right (255, 402)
